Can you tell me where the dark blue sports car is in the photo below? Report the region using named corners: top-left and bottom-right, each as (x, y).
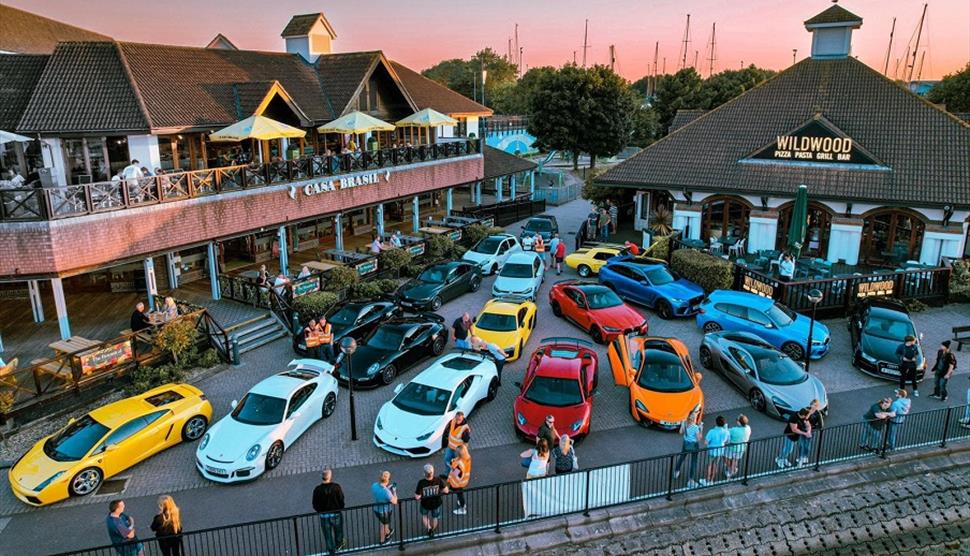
top-left (598, 260), bottom-right (704, 319)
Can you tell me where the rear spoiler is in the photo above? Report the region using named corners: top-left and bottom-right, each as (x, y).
top-left (540, 336), bottom-right (594, 348)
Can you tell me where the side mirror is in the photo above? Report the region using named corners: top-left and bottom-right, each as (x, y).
top-left (104, 444), bottom-right (118, 453)
top-left (230, 400), bottom-right (238, 410)
top-left (919, 332), bottom-right (924, 341)
top-left (394, 384), bottom-right (404, 395)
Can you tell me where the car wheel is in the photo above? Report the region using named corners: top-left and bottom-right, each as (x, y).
top-left (657, 301), bottom-right (673, 320)
top-left (432, 335), bottom-right (446, 355)
top-left (469, 276), bottom-right (482, 292)
top-left (782, 342), bottom-right (806, 361)
top-left (698, 346), bottom-right (713, 370)
top-left (551, 301), bottom-right (562, 317)
top-left (69, 468), bottom-right (103, 497)
top-left (265, 441), bottom-right (284, 471)
top-left (486, 377), bottom-right (500, 401)
top-left (703, 321), bottom-right (722, 333)
top-left (590, 326), bottom-right (605, 345)
top-left (431, 296), bottom-right (443, 311)
top-left (181, 415), bottom-right (208, 442)
top-left (578, 264), bottom-right (592, 278)
top-left (517, 340), bottom-right (523, 359)
top-left (491, 263), bottom-right (498, 275)
top-left (379, 364), bottom-right (398, 385)
top-left (322, 392), bottom-right (337, 418)
top-left (749, 389), bottom-right (767, 412)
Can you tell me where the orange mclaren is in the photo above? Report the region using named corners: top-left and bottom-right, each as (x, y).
top-left (608, 335), bottom-right (704, 430)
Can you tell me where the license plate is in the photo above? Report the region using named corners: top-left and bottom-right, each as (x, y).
top-left (881, 367), bottom-right (900, 376)
top-left (660, 420), bottom-right (680, 427)
top-left (205, 465), bottom-right (228, 476)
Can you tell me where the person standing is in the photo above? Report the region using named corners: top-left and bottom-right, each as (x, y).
top-left (701, 416), bottom-right (729, 485)
top-left (608, 200), bottom-right (619, 234)
top-left (312, 469), bottom-right (345, 555)
top-left (586, 210), bottom-right (600, 243)
top-left (316, 317), bottom-right (334, 362)
top-left (930, 340), bottom-right (957, 401)
top-left (443, 411), bottom-right (470, 468)
top-left (448, 444), bottom-right (472, 515)
top-left (414, 464), bottom-right (448, 538)
top-left (106, 500), bottom-right (144, 556)
top-left (775, 408), bottom-right (811, 468)
top-left (859, 398), bottom-right (894, 451)
top-left (371, 471), bottom-right (397, 545)
top-left (548, 233), bottom-right (561, 267)
top-left (453, 313), bottom-right (472, 350)
top-left (537, 415), bottom-right (559, 450)
top-left (552, 434), bottom-right (578, 474)
top-left (599, 206), bottom-right (611, 241)
top-left (673, 409), bottom-right (703, 487)
top-left (724, 414), bottom-right (751, 478)
top-left (895, 335), bottom-right (920, 397)
top-left (554, 238), bottom-right (566, 275)
top-left (533, 234), bottom-right (545, 255)
top-left (887, 389), bottom-right (911, 450)
top-left (778, 253), bottom-right (795, 282)
top-left (150, 495), bottom-right (183, 556)
top-left (256, 264), bottom-right (270, 289)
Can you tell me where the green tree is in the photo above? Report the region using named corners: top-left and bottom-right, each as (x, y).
top-left (651, 68), bottom-right (704, 131)
top-left (927, 63), bottom-right (970, 112)
top-left (583, 65), bottom-right (640, 167)
top-left (422, 48), bottom-right (518, 109)
top-left (698, 66), bottom-right (776, 108)
top-left (630, 106), bottom-right (660, 147)
top-left (492, 66), bottom-right (557, 114)
top-left (526, 64), bottom-right (587, 169)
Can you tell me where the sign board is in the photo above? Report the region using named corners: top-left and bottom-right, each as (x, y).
top-left (288, 169), bottom-right (391, 200)
top-left (292, 279), bottom-right (320, 298)
top-left (747, 118), bottom-right (879, 166)
top-left (447, 229), bottom-right (462, 242)
top-left (407, 243), bottom-right (426, 257)
top-left (856, 279), bottom-right (894, 298)
top-left (480, 217), bottom-right (495, 228)
top-left (78, 340), bottom-right (134, 375)
top-left (355, 259), bottom-right (379, 276)
top-left (741, 275), bottom-right (774, 298)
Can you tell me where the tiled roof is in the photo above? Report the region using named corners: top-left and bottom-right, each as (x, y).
top-left (597, 57), bottom-right (970, 208)
top-left (391, 61), bottom-right (492, 116)
top-left (315, 52), bottom-right (381, 116)
top-left (19, 42), bottom-right (149, 133)
top-left (483, 146), bottom-right (536, 180)
top-left (0, 5), bottom-right (110, 54)
top-left (0, 54), bottom-right (48, 130)
top-left (281, 13), bottom-right (336, 38)
top-left (804, 5), bottom-right (863, 26)
top-left (205, 34), bottom-right (238, 50)
top-left (953, 112), bottom-right (970, 124)
top-left (669, 109), bottom-right (707, 131)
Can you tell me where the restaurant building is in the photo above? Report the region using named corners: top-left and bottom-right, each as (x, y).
top-left (0, 6), bottom-right (537, 340)
top-left (601, 5), bottom-right (970, 267)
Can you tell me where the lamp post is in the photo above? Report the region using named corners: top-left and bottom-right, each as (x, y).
top-left (481, 68), bottom-right (488, 106)
top-left (339, 336), bottom-right (358, 441)
top-left (804, 288), bottom-right (823, 374)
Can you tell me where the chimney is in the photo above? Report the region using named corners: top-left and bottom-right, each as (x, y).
top-left (281, 13), bottom-right (337, 62)
top-left (804, 4), bottom-right (863, 60)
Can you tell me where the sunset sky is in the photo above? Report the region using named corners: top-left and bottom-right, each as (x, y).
top-left (11, 0), bottom-right (970, 80)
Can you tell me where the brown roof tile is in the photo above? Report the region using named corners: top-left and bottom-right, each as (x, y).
top-left (391, 61), bottom-right (492, 117)
top-left (0, 5), bottom-right (110, 54)
top-left (232, 81), bottom-right (277, 119)
top-left (0, 54), bottom-right (49, 130)
top-left (804, 5), bottom-right (863, 26)
top-left (315, 52), bottom-right (381, 116)
top-left (598, 57), bottom-right (970, 208)
top-left (669, 109), bottom-right (707, 131)
top-left (281, 13), bottom-right (336, 38)
top-left (483, 146), bottom-right (536, 180)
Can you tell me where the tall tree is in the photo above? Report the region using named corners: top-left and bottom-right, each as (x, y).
top-left (422, 48), bottom-right (517, 108)
top-left (526, 64), bottom-right (587, 168)
top-left (491, 66), bottom-right (557, 114)
top-left (927, 63), bottom-right (970, 113)
top-left (630, 106), bottom-right (660, 147)
top-left (651, 68), bottom-right (704, 131)
top-left (582, 65), bottom-right (640, 167)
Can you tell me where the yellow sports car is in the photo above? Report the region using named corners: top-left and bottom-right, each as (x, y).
top-left (9, 383), bottom-right (212, 506)
top-left (471, 298), bottom-right (537, 361)
top-left (564, 245), bottom-right (625, 277)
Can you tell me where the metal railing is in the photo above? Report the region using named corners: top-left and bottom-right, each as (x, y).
top-left (456, 195), bottom-right (546, 228)
top-left (486, 115), bottom-right (530, 135)
top-left (52, 403), bottom-right (970, 556)
top-left (0, 141), bottom-right (479, 223)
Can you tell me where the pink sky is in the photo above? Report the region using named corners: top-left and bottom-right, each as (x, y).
top-left (11, 0), bottom-right (969, 80)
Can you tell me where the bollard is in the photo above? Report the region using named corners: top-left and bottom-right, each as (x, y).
top-left (230, 336), bottom-right (241, 366)
top-left (291, 312), bottom-right (301, 335)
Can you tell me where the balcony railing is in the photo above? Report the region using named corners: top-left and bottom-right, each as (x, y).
top-left (0, 141), bottom-right (479, 223)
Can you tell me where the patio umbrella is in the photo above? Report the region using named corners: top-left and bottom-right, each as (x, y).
top-left (209, 115), bottom-right (306, 142)
top-left (0, 130), bottom-right (33, 145)
top-left (396, 108), bottom-right (458, 145)
top-left (317, 111), bottom-right (394, 134)
top-left (787, 184), bottom-right (809, 259)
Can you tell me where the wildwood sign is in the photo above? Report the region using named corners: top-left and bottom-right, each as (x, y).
top-left (288, 169), bottom-right (392, 199)
top-left (748, 118), bottom-right (878, 166)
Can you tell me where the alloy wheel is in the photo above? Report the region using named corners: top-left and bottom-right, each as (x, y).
top-left (750, 389), bottom-right (767, 412)
top-left (182, 416), bottom-right (208, 441)
top-left (698, 346), bottom-right (713, 369)
top-left (381, 365), bottom-right (398, 385)
top-left (71, 468), bottom-right (102, 496)
top-left (265, 442), bottom-right (283, 470)
top-left (703, 322), bottom-right (722, 333)
top-left (322, 392), bottom-right (336, 418)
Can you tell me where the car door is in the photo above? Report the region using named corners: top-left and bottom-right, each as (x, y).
top-left (724, 347), bottom-right (756, 391)
top-left (562, 287), bottom-right (590, 329)
top-left (398, 325), bottom-right (429, 368)
top-left (714, 303), bottom-right (747, 332)
top-left (848, 304), bottom-right (866, 349)
top-left (90, 411), bottom-right (168, 477)
top-left (284, 384), bottom-right (319, 444)
top-left (496, 239), bottom-right (513, 267)
top-left (449, 376), bottom-right (478, 415)
top-left (745, 307), bottom-right (780, 343)
top-left (517, 306), bottom-right (529, 338)
top-left (532, 257), bottom-right (543, 293)
top-left (592, 251), bottom-right (615, 273)
top-left (619, 266), bottom-right (649, 304)
top-left (607, 334), bottom-right (636, 387)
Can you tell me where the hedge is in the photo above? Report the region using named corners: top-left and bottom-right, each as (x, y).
top-left (293, 291), bottom-right (340, 325)
top-left (350, 279), bottom-right (401, 300)
top-left (463, 224), bottom-right (508, 247)
top-left (671, 249), bottom-right (734, 293)
top-left (379, 248), bottom-right (412, 275)
top-left (644, 233), bottom-right (673, 261)
top-left (323, 266), bottom-right (359, 292)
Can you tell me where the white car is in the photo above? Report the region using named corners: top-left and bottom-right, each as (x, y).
top-left (373, 351), bottom-right (500, 458)
top-left (196, 359), bottom-right (338, 482)
top-left (462, 233), bottom-right (522, 275)
top-left (492, 251), bottom-right (545, 301)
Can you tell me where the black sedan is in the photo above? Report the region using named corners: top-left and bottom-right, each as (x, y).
top-left (396, 261), bottom-right (482, 311)
top-left (335, 314), bottom-right (447, 387)
top-left (849, 298), bottom-right (926, 381)
top-left (292, 300), bottom-right (401, 357)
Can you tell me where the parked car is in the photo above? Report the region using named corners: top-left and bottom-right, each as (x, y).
top-left (10, 384), bottom-right (212, 506)
top-left (492, 251), bottom-right (545, 301)
top-left (462, 233), bottom-right (522, 275)
top-left (699, 331), bottom-right (828, 419)
top-left (513, 337), bottom-right (599, 441)
top-left (599, 261), bottom-right (705, 319)
top-left (335, 314), bottom-right (447, 387)
top-left (696, 290), bottom-right (830, 361)
top-left (196, 360), bottom-right (337, 483)
top-left (549, 280), bottom-right (648, 344)
top-left (396, 261), bottom-right (482, 311)
top-left (564, 244), bottom-right (625, 277)
top-left (470, 297), bottom-right (537, 361)
top-left (607, 335), bottom-right (704, 430)
top-left (848, 298), bottom-right (926, 381)
top-left (519, 215), bottom-right (559, 249)
top-left (292, 300), bottom-right (401, 357)
top-left (373, 351), bottom-right (500, 457)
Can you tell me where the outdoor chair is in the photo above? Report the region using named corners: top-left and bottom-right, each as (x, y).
top-left (709, 236), bottom-right (723, 256)
top-left (728, 238), bottom-right (746, 258)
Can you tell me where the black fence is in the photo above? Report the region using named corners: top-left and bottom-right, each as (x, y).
top-left (456, 196), bottom-right (546, 228)
top-left (54, 403), bottom-right (970, 556)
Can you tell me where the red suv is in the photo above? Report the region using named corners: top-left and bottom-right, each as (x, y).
top-left (549, 280), bottom-right (648, 344)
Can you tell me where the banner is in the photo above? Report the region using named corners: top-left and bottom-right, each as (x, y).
top-left (78, 340), bottom-right (134, 375)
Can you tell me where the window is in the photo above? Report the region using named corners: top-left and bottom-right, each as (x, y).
top-left (145, 390), bottom-right (184, 407)
top-left (498, 240), bottom-right (511, 254)
top-left (715, 303), bottom-right (745, 318)
top-left (728, 347), bottom-right (756, 375)
top-left (142, 410), bottom-right (168, 426)
top-left (594, 251), bottom-right (615, 261)
top-left (518, 307), bottom-right (529, 327)
top-left (449, 376), bottom-right (475, 410)
top-left (746, 309), bottom-right (773, 327)
top-left (565, 288), bottom-right (585, 305)
top-left (95, 417), bottom-right (150, 453)
top-left (43, 416), bottom-right (110, 461)
top-left (286, 384), bottom-right (318, 418)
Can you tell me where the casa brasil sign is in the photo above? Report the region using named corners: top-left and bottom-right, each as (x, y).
top-left (288, 169), bottom-right (391, 200)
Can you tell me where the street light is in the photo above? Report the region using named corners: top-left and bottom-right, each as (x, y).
top-left (339, 336), bottom-right (358, 441)
top-left (804, 288), bottom-right (823, 374)
top-left (481, 68), bottom-right (488, 106)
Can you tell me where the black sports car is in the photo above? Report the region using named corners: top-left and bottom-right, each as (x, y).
top-left (849, 298), bottom-right (926, 381)
top-left (292, 300), bottom-right (402, 357)
top-left (335, 313), bottom-right (447, 387)
top-left (396, 261), bottom-right (482, 311)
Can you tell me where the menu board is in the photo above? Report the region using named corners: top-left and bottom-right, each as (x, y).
top-left (79, 340), bottom-right (134, 375)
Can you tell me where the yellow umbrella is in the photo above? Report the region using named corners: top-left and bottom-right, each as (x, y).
top-left (395, 108), bottom-right (458, 128)
top-left (317, 111), bottom-right (394, 134)
top-left (209, 115), bottom-right (306, 142)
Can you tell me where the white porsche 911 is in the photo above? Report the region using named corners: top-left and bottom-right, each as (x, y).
top-left (196, 359), bottom-right (338, 482)
top-left (373, 351), bottom-right (500, 458)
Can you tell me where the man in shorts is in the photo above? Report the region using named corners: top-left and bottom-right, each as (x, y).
top-left (414, 464), bottom-right (448, 538)
top-left (453, 313), bottom-right (472, 349)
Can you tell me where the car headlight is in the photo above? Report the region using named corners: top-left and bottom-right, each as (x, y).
top-left (246, 444), bottom-right (261, 462)
top-left (668, 298), bottom-right (684, 304)
top-left (570, 419), bottom-right (584, 432)
top-left (771, 396), bottom-right (790, 409)
top-left (415, 430), bottom-right (434, 441)
top-left (635, 400), bottom-right (649, 414)
top-left (376, 417), bottom-right (383, 430)
top-left (34, 471), bottom-right (66, 492)
top-left (199, 433), bottom-right (210, 451)
top-left (860, 351), bottom-right (877, 363)
top-left (504, 347), bottom-right (516, 356)
top-left (367, 363), bottom-right (381, 375)
top-left (603, 325), bottom-right (621, 333)
top-left (517, 412), bottom-right (527, 426)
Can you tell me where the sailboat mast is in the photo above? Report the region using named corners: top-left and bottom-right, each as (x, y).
top-left (680, 14), bottom-right (691, 70)
top-left (883, 17), bottom-right (896, 76)
top-left (907, 3), bottom-right (927, 83)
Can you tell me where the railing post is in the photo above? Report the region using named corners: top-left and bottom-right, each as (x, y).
top-left (741, 441), bottom-right (753, 485)
top-left (291, 516), bottom-right (301, 554)
top-left (494, 484), bottom-right (501, 533)
top-left (665, 453), bottom-right (675, 500)
top-left (940, 406), bottom-right (952, 448)
top-left (813, 427), bottom-right (825, 471)
top-left (879, 420), bottom-right (890, 458)
top-left (582, 469), bottom-right (591, 517)
top-left (397, 499), bottom-right (406, 551)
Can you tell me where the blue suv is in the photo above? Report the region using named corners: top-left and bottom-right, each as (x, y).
top-left (696, 290), bottom-right (830, 361)
top-left (598, 261), bottom-right (704, 319)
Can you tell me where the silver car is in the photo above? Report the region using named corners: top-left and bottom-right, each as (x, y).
top-left (699, 331), bottom-right (827, 420)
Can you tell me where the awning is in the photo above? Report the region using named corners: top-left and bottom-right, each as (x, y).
top-left (395, 108), bottom-right (458, 128)
top-left (209, 115), bottom-right (307, 142)
top-left (0, 130), bottom-right (33, 145)
top-left (318, 111), bottom-right (395, 134)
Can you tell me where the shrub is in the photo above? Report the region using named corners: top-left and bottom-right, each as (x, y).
top-left (351, 279), bottom-right (400, 300)
top-left (426, 235), bottom-right (456, 260)
top-left (194, 348), bottom-right (222, 368)
top-left (324, 266), bottom-right (359, 292)
top-left (293, 291), bottom-right (340, 325)
top-left (463, 224), bottom-right (491, 247)
top-left (904, 299), bottom-right (928, 313)
top-left (401, 262), bottom-right (426, 278)
top-left (379, 248), bottom-right (412, 275)
top-left (643, 233), bottom-right (673, 261)
top-left (671, 249), bottom-right (734, 293)
top-left (154, 319), bottom-right (200, 365)
top-left (126, 363), bottom-right (186, 396)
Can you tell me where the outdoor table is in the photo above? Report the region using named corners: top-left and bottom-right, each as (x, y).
top-left (418, 226), bottom-right (452, 235)
top-left (49, 336), bottom-right (100, 356)
top-left (304, 260), bottom-right (341, 273)
top-left (323, 249), bottom-right (370, 263)
top-left (682, 239), bottom-right (706, 249)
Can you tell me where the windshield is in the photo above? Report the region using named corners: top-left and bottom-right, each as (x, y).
top-left (473, 238), bottom-right (502, 254)
top-left (231, 393), bottom-right (287, 426)
top-left (328, 306), bottom-right (360, 326)
top-left (418, 268), bottom-right (447, 284)
top-left (368, 327), bottom-right (404, 350)
top-left (392, 383), bottom-right (451, 416)
top-left (645, 267), bottom-right (675, 286)
top-left (525, 219), bottom-right (553, 232)
top-left (43, 415), bottom-right (109, 462)
top-left (636, 350), bottom-right (693, 393)
top-left (864, 315), bottom-right (916, 340)
top-left (500, 263), bottom-right (534, 279)
top-left (751, 348), bottom-right (808, 385)
top-left (524, 376), bottom-right (584, 407)
top-left (585, 288), bottom-right (623, 309)
top-left (766, 303), bottom-right (796, 327)
top-left (476, 312), bottom-right (517, 332)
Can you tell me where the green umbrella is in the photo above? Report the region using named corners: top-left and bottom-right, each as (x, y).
top-left (787, 184), bottom-right (809, 259)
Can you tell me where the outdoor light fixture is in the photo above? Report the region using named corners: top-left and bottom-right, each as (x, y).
top-left (339, 336), bottom-right (359, 441)
top-left (942, 205), bottom-right (954, 226)
top-left (683, 190), bottom-right (693, 205)
top-left (844, 203), bottom-right (853, 217)
top-left (804, 288), bottom-right (823, 374)
top-left (760, 196), bottom-right (769, 210)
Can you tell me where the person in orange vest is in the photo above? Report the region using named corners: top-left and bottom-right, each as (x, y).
top-left (448, 444), bottom-right (472, 515)
top-left (315, 317), bottom-right (334, 362)
top-left (443, 411), bottom-right (471, 468)
top-left (533, 234), bottom-right (545, 254)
